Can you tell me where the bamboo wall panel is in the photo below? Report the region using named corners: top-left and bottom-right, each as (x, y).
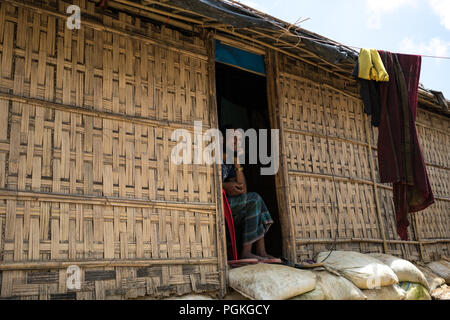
top-left (414, 109), bottom-right (450, 260)
top-left (0, 0), bottom-right (448, 300)
top-left (278, 72), bottom-right (384, 261)
top-left (285, 133), bottom-right (371, 180)
top-left (0, 100), bottom-right (215, 202)
top-left (375, 186), bottom-right (422, 261)
top-left (0, 0), bottom-right (222, 300)
top-left (278, 56), bottom-right (450, 263)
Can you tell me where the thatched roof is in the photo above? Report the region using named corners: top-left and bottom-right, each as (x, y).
top-left (106, 0), bottom-right (449, 116)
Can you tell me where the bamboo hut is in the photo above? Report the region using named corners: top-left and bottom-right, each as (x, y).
top-left (0, 0), bottom-right (448, 300)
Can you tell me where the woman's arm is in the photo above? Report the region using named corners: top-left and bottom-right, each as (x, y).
top-left (233, 161), bottom-right (247, 195)
top-left (223, 180), bottom-right (245, 197)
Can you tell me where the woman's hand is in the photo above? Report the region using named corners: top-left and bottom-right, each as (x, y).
top-left (223, 182), bottom-right (246, 197)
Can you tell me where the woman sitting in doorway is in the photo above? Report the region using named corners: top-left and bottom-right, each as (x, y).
top-left (221, 125), bottom-right (280, 263)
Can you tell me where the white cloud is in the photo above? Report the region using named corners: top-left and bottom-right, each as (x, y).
top-left (365, 0), bottom-right (417, 29)
top-left (428, 0), bottom-right (450, 30)
top-left (399, 37), bottom-right (450, 58)
top-left (235, 0), bottom-right (268, 13)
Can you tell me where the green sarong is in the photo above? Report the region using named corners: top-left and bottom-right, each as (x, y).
top-left (227, 192), bottom-right (273, 245)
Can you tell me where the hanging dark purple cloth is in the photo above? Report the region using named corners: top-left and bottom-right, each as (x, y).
top-left (377, 51), bottom-right (435, 240)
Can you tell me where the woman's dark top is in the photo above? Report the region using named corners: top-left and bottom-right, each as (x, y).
top-left (222, 164), bottom-right (236, 182)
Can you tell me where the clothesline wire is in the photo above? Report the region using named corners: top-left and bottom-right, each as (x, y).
top-left (282, 33), bottom-right (450, 60)
top-left (229, 0), bottom-right (450, 60)
top-left (345, 45), bottom-right (450, 60)
top-left (230, 0), bottom-right (450, 60)
top-left (272, 25), bottom-right (450, 60)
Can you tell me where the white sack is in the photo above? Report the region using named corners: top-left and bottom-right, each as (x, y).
top-left (228, 264), bottom-right (316, 300)
top-left (363, 284), bottom-right (406, 300)
top-left (166, 294), bottom-right (214, 300)
top-left (292, 270), bottom-right (367, 300)
top-left (415, 264), bottom-right (446, 291)
top-left (316, 251), bottom-right (399, 289)
top-left (427, 260), bottom-right (450, 284)
top-left (399, 282), bottom-right (432, 300)
top-left (369, 253), bottom-right (429, 289)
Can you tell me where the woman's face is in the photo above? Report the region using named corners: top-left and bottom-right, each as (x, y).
top-left (232, 136), bottom-right (239, 152)
top-left (224, 130), bottom-right (244, 154)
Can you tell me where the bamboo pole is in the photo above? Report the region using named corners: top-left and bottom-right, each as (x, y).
top-left (364, 114), bottom-right (389, 254)
top-left (415, 122), bottom-right (450, 137)
top-left (268, 51), bottom-right (297, 262)
top-left (280, 71), bottom-right (449, 132)
top-left (206, 32), bottom-right (227, 299)
top-left (113, 0), bottom-right (354, 81)
top-left (0, 189), bottom-right (216, 213)
top-left (0, 92), bottom-right (212, 132)
top-left (296, 238), bottom-right (450, 245)
top-left (0, 258), bottom-right (218, 271)
top-left (284, 127), bottom-right (370, 148)
top-left (416, 104), bottom-right (450, 122)
top-left (0, 42), bottom-right (205, 98)
top-left (317, 86), bottom-right (342, 253)
top-left (109, 1), bottom-right (195, 32)
top-left (369, 185), bottom-right (450, 202)
top-left (297, 238), bottom-right (414, 245)
top-left (9, 0), bottom-right (446, 116)
top-left (216, 61), bottom-right (266, 77)
top-left (137, 0), bottom-right (214, 22)
top-left (284, 171), bottom-right (450, 203)
top-left (247, 28), bottom-right (350, 75)
top-left (215, 26), bottom-right (355, 82)
top-left (288, 171), bottom-right (374, 186)
top-left (412, 212), bottom-right (426, 261)
top-left (3, 90), bottom-right (444, 172)
top-left (278, 72), bottom-right (360, 100)
top-left (214, 34), bottom-right (266, 55)
top-left (3, 0), bottom-right (208, 60)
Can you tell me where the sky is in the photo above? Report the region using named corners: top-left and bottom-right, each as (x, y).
top-left (238, 0), bottom-right (450, 98)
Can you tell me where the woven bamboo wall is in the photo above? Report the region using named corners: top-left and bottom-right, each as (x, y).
top-left (277, 55), bottom-right (450, 263)
top-left (0, 0), bottom-right (448, 301)
top-left (0, 0), bottom-right (224, 300)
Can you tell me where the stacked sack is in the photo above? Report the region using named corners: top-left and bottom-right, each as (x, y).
top-left (368, 253), bottom-right (431, 300)
top-left (227, 252), bottom-right (449, 300)
top-left (427, 259), bottom-right (450, 284)
top-left (421, 259), bottom-right (450, 300)
top-left (314, 251), bottom-right (405, 300)
top-left (228, 264), bottom-right (317, 300)
top-left (312, 251), bottom-right (449, 300)
top-left (228, 263), bottom-right (366, 301)
top-left (291, 269), bottom-right (367, 300)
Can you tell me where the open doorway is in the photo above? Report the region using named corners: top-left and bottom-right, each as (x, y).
top-left (215, 61), bottom-right (283, 258)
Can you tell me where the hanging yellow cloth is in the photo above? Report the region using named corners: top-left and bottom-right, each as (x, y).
top-left (358, 48), bottom-right (389, 82)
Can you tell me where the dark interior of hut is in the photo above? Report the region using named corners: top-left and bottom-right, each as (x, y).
top-left (215, 62), bottom-right (283, 259)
